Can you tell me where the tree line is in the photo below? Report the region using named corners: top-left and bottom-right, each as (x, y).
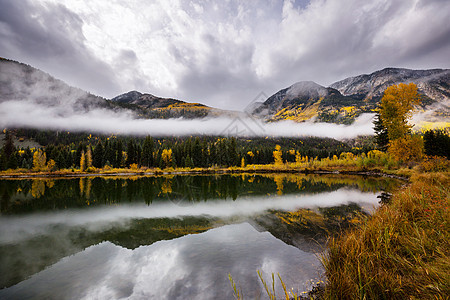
top-left (1, 130), bottom-right (376, 171)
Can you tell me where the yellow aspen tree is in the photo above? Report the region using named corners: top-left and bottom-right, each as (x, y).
top-left (80, 150), bottom-right (86, 171)
top-left (380, 83), bottom-right (420, 141)
top-left (273, 145), bottom-right (283, 166)
top-left (86, 147), bottom-right (93, 168)
top-left (295, 151), bottom-right (302, 166)
top-left (46, 159), bottom-right (56, 171)
top-left (33, 149), bottom-right (46, 171)
top-left (161, 149), bottom-right (172, 168)
top-left (380, 83), bottom-right (423, 161)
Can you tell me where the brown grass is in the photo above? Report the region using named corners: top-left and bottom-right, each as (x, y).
top-left (322, 172), bottom-right (450, 299)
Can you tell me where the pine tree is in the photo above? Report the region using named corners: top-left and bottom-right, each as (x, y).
top-left (93, 141), bottom-right (104, 168)
top-left (116, 140), bottom-right (123, 168)
top-left (7, 151), bottom-right (18, 169)
top-left (126, 140), bottom-right (136, 166)
top-left (373, 111), bottom-right (389, 151)
top-left (142, 136), bottom-right (154, 167)
top-left (192, 137), bottom-right (202, 167)
top-left (2, 130), bottom-right (15, 160)
top-left (229, 137), bottom-right (239, 166)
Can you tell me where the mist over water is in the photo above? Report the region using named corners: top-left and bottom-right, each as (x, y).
top-left (0, 188), bottom-right (378, 246)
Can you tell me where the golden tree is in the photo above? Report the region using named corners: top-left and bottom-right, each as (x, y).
top-left (86, 147), bottom-right (93, 169)
top-left (380, 83), bottom-right (420, 141)
top-left (33, 149), bottom-right (46, 171)
top-left (80, 150), bottom-right (86, 171)
top-left (161, 149), bottom-right (172, 168)
top-left (273, 145), bottom-right (283, 166)
top-left (380, 83), bottom-right (423, 161)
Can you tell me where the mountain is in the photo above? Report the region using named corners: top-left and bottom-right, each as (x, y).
top-left (252, 68), bottom-right (450, 125)
top-left (252, 81), bottom-right (375, 124)
top-left (1, 57), bottom-right (448, 128)
top-left (0, 57), bottom-right (113, 113)
top-left (0, 58), bottom-right (231, 120)
top-left (111, 91), bottom-right (229, 119)
top-left (330, 68), bottom-right (449, 101)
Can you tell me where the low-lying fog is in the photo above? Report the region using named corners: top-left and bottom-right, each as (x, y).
top-left (0, 99), bottom-right (375, 139)
top-left (0, 188), bottom-right (379, 245)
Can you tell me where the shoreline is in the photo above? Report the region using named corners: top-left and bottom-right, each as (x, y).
top-left (0, 166), bottom-right (409, 181)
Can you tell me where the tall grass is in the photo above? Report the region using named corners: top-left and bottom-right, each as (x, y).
top-left (229, 271), bottom-right (301, 300)
top-left (322, 172), bottom-right (449, 299)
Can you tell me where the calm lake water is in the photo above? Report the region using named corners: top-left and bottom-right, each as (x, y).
top-left (0, 173), bottom-right (400, 299)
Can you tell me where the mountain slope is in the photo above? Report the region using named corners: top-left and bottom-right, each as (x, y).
top-left (330, 68), bottom-right (450, 102)
top-left (0, 58), bottom-right (229, 120)
top-left (111, 91), bottom-right (220, 119)
top-left (252, 68), bottom-right (450, 125)
top-left (252, 81), bottom-right (374, 124)
top-left (1, 58), bottom-right (448, 128)
top-left (0, 57), bottom-right (112, 113)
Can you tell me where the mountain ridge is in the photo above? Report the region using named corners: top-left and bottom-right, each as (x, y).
top-left (1, 57), bottom-right (448, 127)
top-left (252, 67), bottom-right (449, 125)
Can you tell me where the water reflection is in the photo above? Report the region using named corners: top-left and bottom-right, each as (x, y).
top-left (0, 174), bottom-right (401, 298)
top-left (0, 174), bottom-right (400, 213)
top-left (0, 223), bottom-right (319, 300)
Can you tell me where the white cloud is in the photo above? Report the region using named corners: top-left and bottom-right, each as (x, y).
top-left (1, 0), bottom-right (449, 109)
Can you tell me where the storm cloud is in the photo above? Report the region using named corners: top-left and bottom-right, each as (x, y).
top-left (1, 0), bottom-right (449, 109)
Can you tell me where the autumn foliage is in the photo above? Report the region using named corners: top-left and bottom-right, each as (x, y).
top-left (379, 83), bottom-right (424, 162)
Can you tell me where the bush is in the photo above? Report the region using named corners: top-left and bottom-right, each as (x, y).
top-left (419, 156), bottom-right (450, 172)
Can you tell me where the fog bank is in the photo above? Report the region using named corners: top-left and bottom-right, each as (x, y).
top-left (0, 100), bottom-right (375, 139)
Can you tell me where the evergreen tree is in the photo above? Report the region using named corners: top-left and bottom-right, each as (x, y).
top-left (104, 140), bottom-right (116, 167)
top-left (116, 140), bottom-right (123, 168)
top-left (93, 141), bottom-right (104, 168)
top-left (55, 152), bottom-right (65, 169)
top-left (142, 136), bottom-right (154, 167)
top-left (192, 137), bottom-right (202, 167)
top-left (75, 143), bottom-right (84, 167)
top-left (373, 111), bottom-right (389, 151)
top-left (424, 129), bottom-right (450, 159)
top-left (2, 131), bottom-right (15, 160)
top-left (0, 151), bottom-right (6, 171)
top-left (6, 151), bottom-right (18, 169)
top-left (126, 140), bottom-right (136, 166)
top-left (229, 137), bottom-right (239, 166)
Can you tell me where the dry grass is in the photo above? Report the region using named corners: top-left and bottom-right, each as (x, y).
top-left (322, 172), bottom-right (450, 299)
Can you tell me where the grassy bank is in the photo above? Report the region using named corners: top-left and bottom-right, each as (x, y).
top-left (0, 150), bottom-right (412, 179)
top-left (322, 172), bottom-right (449, 299)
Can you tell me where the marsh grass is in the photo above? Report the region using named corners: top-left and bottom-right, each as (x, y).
top-left (322, 172), bottom-right (450, 299)
top-left (229, 271), bottom-right (301, 300)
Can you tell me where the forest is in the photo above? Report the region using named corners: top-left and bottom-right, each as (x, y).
top-left (0, 83), bottom-right (448, 175)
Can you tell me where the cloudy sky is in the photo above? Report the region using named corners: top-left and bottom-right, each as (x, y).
top-left (1, 0), bottom-right (449, 110)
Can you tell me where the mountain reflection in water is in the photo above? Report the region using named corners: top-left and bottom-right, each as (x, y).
top-left (0, 174), bottom-right (401, 299)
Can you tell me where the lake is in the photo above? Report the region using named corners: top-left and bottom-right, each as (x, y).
top-left (0, 173), bottom-right (400, 299)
